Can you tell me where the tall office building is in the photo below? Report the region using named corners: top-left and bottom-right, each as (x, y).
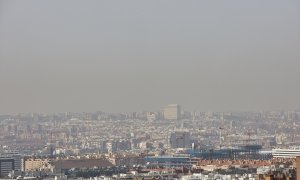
top-left (1, 152), bottom-right (23, 172)
top-left (164, 104), bottom-right (181, 120)
top-left (0, 157), bottom-right (14, 177)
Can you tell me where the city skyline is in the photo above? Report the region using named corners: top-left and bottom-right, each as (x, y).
top-left (0, 106), bottom-right (299, 115)
top-left (0, 0), bottom-right (299, 114)
top-left (1, 1), bottom-right (300, 179)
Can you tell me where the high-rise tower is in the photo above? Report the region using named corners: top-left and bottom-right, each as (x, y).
top-left (163, 104), bottom-right (181, 120)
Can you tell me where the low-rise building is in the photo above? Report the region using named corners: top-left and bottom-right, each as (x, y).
top-left (24, 158), bottom-right (53, 172)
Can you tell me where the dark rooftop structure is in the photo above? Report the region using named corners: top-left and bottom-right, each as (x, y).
top-left (53, 158), bottom-right (113, 171)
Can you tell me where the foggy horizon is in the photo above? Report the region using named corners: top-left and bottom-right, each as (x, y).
top-left (0, 0), bottom-right (300, 114)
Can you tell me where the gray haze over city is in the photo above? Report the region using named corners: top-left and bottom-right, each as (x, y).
top-left (2, 1), bottom-right (300, 179)
top-left (0, 0), bottom-right (300, 114)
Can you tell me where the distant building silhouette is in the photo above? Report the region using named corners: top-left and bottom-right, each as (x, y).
top-left (164, 104), bottom-right (181, 120)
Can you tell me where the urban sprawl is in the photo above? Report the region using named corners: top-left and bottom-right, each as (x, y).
top-left (1, 104), bottom-right (300, 179)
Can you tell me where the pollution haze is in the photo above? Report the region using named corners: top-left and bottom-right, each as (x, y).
top-left (0, 0), bottom-right (299, 114)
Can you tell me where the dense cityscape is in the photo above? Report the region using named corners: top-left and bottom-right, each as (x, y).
top-left (1, 104), bottom-right (300, 179)
top-left (1, 0), bottom-right (299, 179)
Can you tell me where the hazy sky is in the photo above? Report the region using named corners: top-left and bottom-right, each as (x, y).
top-left (0, 0), bottom-right (299, 113)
